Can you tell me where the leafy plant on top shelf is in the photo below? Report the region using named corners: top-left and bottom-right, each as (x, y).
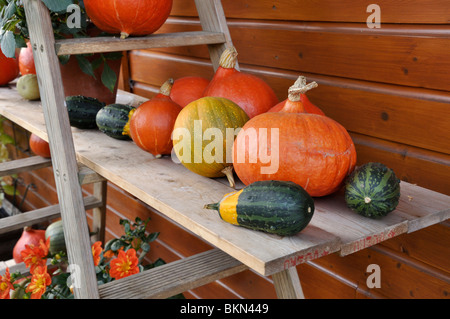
top-left (0, 217), bottom-right (183, 299)
top-left (0, 0), bottom-right (120, 93)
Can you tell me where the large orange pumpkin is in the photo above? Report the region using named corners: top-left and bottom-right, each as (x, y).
top-left (84, 0), bottom-right (173, 39)
top-left (29, 133), bottom-right (51, 158)
top-left (18, 42), bottom-right (36, 75)
top-left (0, 50), bottom-right (19, 86)
top-left (170, 76), bottom-right (210, 108)
top-left (126, 79), bottom-right (182, 157)
top-left (203, 46), bottom-right (278, 118)
top-left (232, 77), bottom-right (357, 197)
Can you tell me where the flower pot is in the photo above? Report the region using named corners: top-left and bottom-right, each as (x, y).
top-left (60, 54), bottom-right (122, 105)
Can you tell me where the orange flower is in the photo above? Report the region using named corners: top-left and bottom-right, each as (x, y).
top-left (109, 249), bottom-right (139, 280)
top-left (91, 241), bottom-right (103, 266)
top-left (25, 265), bottom-right (51, 299)
top-left (0, 268), bottom-right (14, 299)
top-left (21, 238), bottom-right (50, 274)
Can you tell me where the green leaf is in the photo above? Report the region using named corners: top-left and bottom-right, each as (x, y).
top-left (0, 133), bottom-right (14, 144)
top-left (75, 54), bottom-right (96, 79)
top-left (104, 52), bottom-right (123, 60)
top-left (3, 0), bottom-right (16, 20)
top-left (0, 30), bottom-right (15, 58)
top-left (2, 184), bottom-right (18, 196)
top-left (41, 0), bottom-right (74, 13)
top-left (58, 54), bottom-right (70, 65)
top-left (101, 62), bottom-right (117, 93)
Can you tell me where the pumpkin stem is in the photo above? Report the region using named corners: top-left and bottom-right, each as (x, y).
top-left (221, 165), bottom-right (236, 189)
top-left (159, 78), bottom-right (174, 96)
top-left (120, 32), bottom-right (129, 39)
top-left (204, 203), bottom-right (220, 211)
top-left (24, 226), bottom-right (32, 232)
top-left (219, 46), bottom-right (238, 69)
top-left (288, 76), bottom-right (318, 102)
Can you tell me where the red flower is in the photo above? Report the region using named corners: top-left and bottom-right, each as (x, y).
top-left (91, 241), bottom-right (103, 266)
top-left (21, 238), bottom-right (50, 274)
top-left (109, 249), bottom-right (139, 280)
top-left (25, 265), bottom-right (51, 299)
top-left (0, 268), bottom-right (14, 299)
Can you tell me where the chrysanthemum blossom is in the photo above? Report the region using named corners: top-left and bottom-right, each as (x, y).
top-left (0, 268), bottom-right (14, 299)
top-left (21, 238), bottom-right (50, 274)
top-left (26, 265), bottom-right (51, 299)
top-left (109, 248), bottom-right (139, 280)
top-left (92, 241), bottom-right (103, 266)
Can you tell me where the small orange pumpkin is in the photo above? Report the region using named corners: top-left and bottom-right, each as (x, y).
top-left (19, 42), bottom-right (36, 75)
top-left (29, 133), bottom-right (51, 158)
top-left (203, 46), bottom-right (278, 118)
top-left (84, 0), bottom-right (173, 39)
top-left (126, 79), bottom-right (182, 157)
top-left (170, 76), bottom-right (210, 108)
top-left (0, 50), bottom-right (19, 86)
top-left (13, 227), bottom-right (46, 263)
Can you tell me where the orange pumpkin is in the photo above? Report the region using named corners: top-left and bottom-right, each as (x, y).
top-left (13, 227), bottom-right (46, 263)
top-left (232, 76), bottom-right (357, 197)
top-left (170, 76), bottom-right (210, 108)
top-left (126, 79), bottom-right (182, 157)
top-left (268, 77), bottom-right (324, 115)
top-left (19, 42), bottom-right (36, 75)
top-left (203, 46), bottom-right (278, 118)
top-left (0, 50), bottom-right (19, 86)
top-left (29, 133), bottom-right (51, 158)
top-left (84, 0), bottom-right (173, 39)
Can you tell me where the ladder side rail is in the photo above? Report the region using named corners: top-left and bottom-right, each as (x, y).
top-left (194, 0), bottom-right (236, 71)
top-left (23, 0), bottom-right (99, 299)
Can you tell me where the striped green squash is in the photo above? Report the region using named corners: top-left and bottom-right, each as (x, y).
top-left (96, 103), bottom-right (135, 140)
top-left (345, 162), bottom-right (401, 218)
top-left (45, 220), bottom-right (66, 254)
top-left (204, 180), bottom-right (315, 236)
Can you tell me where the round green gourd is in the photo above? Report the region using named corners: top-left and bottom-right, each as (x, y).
top-left (45, 220), bottom-right (66, 254)
top-left (344, 162), bottom-right (401, 219)
top-left (96, 103), bottom-right (135, 140)
top-left (66, 95), bottom-right (105, 129)
top-left (204, 180), bottom-right (315, 236)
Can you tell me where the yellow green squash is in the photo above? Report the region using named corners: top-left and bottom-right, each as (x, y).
top-left (204, 180), bottom-right (315, 236)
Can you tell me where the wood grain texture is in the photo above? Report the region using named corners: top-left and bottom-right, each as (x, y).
top-left (23, 0), bottom-right (99, 299)
top-left (154, 18), bottom-right (450, 91)
top-left (171, 0), bottom-right (450, 24)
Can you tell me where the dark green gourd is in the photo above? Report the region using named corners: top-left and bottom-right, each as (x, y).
top-left (66, 95), bottom-right (105, 129)
top-left (96, 103), bottom-right (135, 139)
top-left (345, 162), bottom-right (401, 219)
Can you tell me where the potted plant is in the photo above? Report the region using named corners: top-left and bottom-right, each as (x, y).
top-left (0, 0), bottom-right (122, 104)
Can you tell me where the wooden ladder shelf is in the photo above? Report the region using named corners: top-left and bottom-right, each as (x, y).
top-left (9, 0), bottom-right (245, 299)
top-left (1, 0), bottom-right (448, 300)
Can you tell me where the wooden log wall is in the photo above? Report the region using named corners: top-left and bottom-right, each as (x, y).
top-left (3, 0), bottom-right (449, 299)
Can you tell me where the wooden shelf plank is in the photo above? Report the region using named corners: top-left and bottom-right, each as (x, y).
top-left (55, 31), bottom-right (226, 56)
top-left (0, 156), bottom-right (52, 177)
top-left (98, 248), bottom-right (247, 299)
top-left (0, 87), bottom-right (448, 276)
top-left (0, 195), bottom-right (103, 234)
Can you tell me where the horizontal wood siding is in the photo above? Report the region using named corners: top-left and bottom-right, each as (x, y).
top-left (3, 0), bottom-right (449, 299)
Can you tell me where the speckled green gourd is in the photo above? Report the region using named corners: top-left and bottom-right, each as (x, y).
top-left (345, 162), bottom-right (401, 219)
top-left (96, 103), bottom-right (135, 139)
